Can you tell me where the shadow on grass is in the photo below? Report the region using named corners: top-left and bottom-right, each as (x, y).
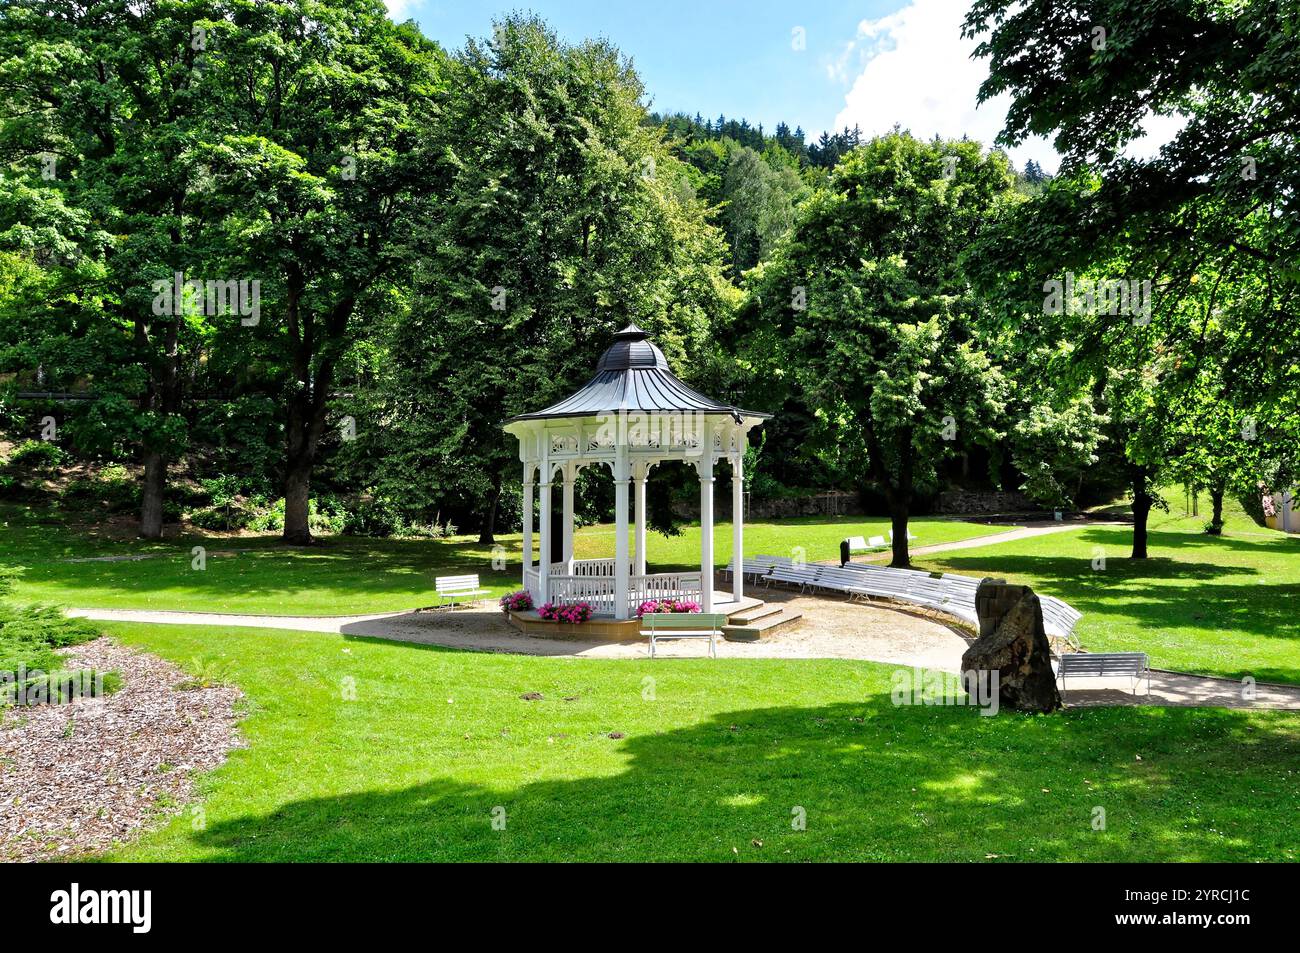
top-left (180, 693), bottom-right (1300, 863)
top-left (0, 510), bottom-right (521, 611)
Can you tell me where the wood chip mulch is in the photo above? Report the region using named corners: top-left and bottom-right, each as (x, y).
top-left (0, 637), bottom-right (244, 862)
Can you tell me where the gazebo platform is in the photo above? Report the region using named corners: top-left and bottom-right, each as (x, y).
top-left (507, 591), bottom-right (803, 642)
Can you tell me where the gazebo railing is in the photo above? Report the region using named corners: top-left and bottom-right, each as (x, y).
top-left (539, 570), bottom-right (703, 616)
top-left (570, 558), bottom-right (617, 577)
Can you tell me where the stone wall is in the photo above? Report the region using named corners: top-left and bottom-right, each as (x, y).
top-left (935, 489), bottom-right (1035, 515)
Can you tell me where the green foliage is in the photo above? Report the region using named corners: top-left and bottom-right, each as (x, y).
top-left (348, 14), bottom-right (734, 535)
top-left (0, 599), bottom-right (108, 705)
top-left (746, 133), bottom-right (1018, 562)
top-left (6, 439), bottom-right (63, 470)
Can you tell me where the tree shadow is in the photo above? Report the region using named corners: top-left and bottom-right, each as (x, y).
top-left (0, 515), bottom-right (520, 612)
top-left (181, 694), bottom-right (1300, 862)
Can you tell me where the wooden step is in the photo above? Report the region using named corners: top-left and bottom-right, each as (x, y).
top-left (722, 610), bottom-right (804, 641)
top-left (727, 602), bottom-right (783, 625)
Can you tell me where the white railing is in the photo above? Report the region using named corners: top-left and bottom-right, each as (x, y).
top-left (548, 575), bottom-right (620, 613)
top-left (524, 567), bottom-right (540, 602)
top-left (539, 570), bottom-right (703, 617)
top-left (629, 572), bottom-right (703, 614)
top-left (570, 558), bottom-right (618, 577)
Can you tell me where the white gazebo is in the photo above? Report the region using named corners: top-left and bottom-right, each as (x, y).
top-left (503, 324), bottom-right (769, 620)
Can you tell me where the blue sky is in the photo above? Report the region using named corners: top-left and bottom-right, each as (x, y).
top-left (391, 0), bottom-right (1187, 173)
top-left (398, 1), bottom-right (898, 146)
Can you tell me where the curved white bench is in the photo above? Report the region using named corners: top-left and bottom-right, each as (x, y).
top-left (745, 555), bottom-right (1081, 647)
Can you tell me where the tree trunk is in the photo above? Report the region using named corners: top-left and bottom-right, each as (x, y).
top-left (1131, 468), bottom-right (1154, 559)
top-left (888, 503), bottom-right (911, 568)
top-left (1207, 484), bottom-right (1225, 535)
top-left (478, 475), bottom-right (503, 545)
top-left (280, 273), bottom-right (352, 546)
top-left (135, 300), bottom-right (181, 540)
top-left (139, 450), bottom-right (167, 539)
top-left (283, 455), bottom-right (313, 545)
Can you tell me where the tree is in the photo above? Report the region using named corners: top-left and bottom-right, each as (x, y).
top-left (0, 0), bottom-right (237, 537)
top-left (720, 146), bottom-right (807, 273)
top-left (746, 134), bottom-right (1015, 567)
top-left (965, 0), bottom-right (1300, 400)
top-left (352, 15), bottom-right (733, 541)
top-left (199, 0), bottom-right (446, 544)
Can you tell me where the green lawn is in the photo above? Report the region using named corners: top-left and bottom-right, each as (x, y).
top-left (0, 504), bottom-right (1006, 616)
top-left (100, 620), bottom-right (1299, 862)
top-left (917, 503), bottom-right (1300, 685)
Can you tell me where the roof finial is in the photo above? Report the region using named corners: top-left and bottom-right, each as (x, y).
top-left (613, 323), bottom-right (649, 340)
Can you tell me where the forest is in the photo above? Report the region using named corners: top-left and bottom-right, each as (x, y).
top-left (1, 0), bottom-right (1295, 564)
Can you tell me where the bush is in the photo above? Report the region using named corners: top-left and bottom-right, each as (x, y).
top-left (7, 439), bottom-right (64, 470)
top-left (0, 600), bottom-right (116, 706)
top-left (344, 494), bottom-right (405, 537)
top-left (63, 464), bottom-right (139, 512)
top-left (186, 505), bottom-right (252, 532)
top-left (247, 497), bottom-right (346, 535)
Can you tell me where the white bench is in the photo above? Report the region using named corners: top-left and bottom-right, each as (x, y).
top-left (1057, 652), bottom-right (1150, 699)
top-left (841, 535), bottom-right (887, 564)
top-left (826, 563), bottom-right (1082, 648)
top-left (434, 573), bottom-right (489, 609)
top-left (641, 612), bottom-right (727, 658)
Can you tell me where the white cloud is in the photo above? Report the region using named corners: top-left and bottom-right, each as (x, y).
top-left (384, 0), bottom-right (418, 19)
top-left (830, 0), bottom-right (1186, 175)
top-left (831, 0), bottom-right (1057, 172)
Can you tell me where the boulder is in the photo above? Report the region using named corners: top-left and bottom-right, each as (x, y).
top-left (961, 578), bottom-right (1062, 713)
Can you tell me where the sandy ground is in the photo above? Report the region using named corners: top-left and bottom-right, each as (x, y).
top-left (69, 593), bottom-right (1300, 710)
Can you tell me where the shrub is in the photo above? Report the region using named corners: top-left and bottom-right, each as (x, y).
top-left (0, 601), bottom-right (117, 706)
top-left (187, 505), bottom-right (252, 532)
top-left (499, 590), bottom-right (533, 613)
top-left (343, 494), bottom-right (405, 537)
top-left (537, 601), bottom-right (595, 623)
top-left (636, 599), bottom-right (701, 616)
top-left (7, 439), bottom-right (64, 470)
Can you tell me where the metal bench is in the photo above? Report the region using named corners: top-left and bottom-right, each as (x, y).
top-left (434, 573), bottom-right (489, 609)
top-left (640, 612), bottom-right (727, 658)
top-left (1057, 652), bottom-right (1150, 699)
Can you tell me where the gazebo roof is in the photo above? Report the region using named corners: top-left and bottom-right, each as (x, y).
top-left (507, 324), bottom-right (769, 423)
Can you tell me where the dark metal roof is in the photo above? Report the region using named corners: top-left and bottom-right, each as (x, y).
top-left (507, 324), bottom-right (769, 423)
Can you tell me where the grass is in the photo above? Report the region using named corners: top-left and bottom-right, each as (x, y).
top-left (98, 620), bottom-right (1300, 862)
top-left (916, 500), bottom-right (1300, 685)
top-left (0, 503), bottom-right (1007, 616)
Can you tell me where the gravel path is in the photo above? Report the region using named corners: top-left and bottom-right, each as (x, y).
top-left (67, 593), bottom-right (1300, 710)
top-left (849, 520), bottom-right (1124, 562)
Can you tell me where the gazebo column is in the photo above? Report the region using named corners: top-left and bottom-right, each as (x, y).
top-left (521, 465), bottom-right (534, 594)
top-left (538, 454), bottom-right (552, 605)
top-left (632, 461), bottom-right (648, 576)
top-left (698, 452), bottom-right (714, 612)
top-left (730, 453), bottom-right (743, 603)
top-left (561, 463), bottom-right (576, 573)
top-left (614, 446), bottom-right (631, 619)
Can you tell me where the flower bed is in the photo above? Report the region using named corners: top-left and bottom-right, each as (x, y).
top-left (499, 590), bottom-right (534, 613)
top-left (636, 599), bottom-right (701, 617)
top-left (537, 601), bottom-right (595, 624)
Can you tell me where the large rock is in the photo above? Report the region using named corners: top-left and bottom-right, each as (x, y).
top-left (961, 579), bottom-right (1062, 713)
